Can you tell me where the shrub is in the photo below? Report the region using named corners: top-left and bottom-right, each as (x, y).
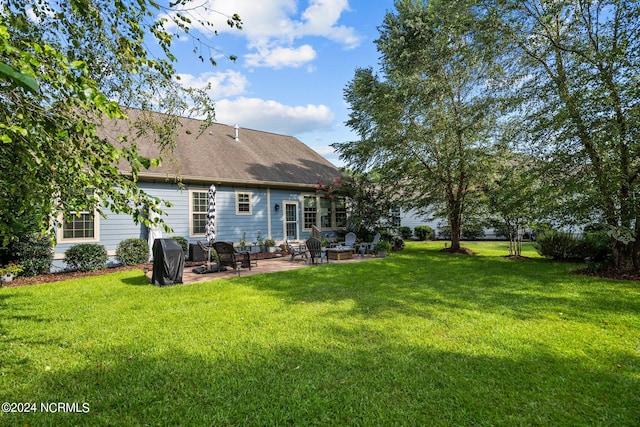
top-left (65, 244), bottom-right (108, 272)
top-left (575, 231), bottom-right (612, 268)
top-left (9, 235), bottom-right (53, 277)
top-left (170, 236), bottom-right (189, 252)
top-left (415, 225), bottom-right (435, 241)
top-left (392, 236), bottom-right (405, 251)
top-left (398, 226), bottom-right (412, 240)
top-left (462, 223), bottom-right (485, 240)
top-left (533, 230), bottom-right (581, 260)
top-left (116, 238), bottom-right (149, 265)
top-left (437, 224), bottom-right (451, 240)
top-left (373, 239), bottom-right (392, 254)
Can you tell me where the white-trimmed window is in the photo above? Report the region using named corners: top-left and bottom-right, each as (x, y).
top-left (303, 195), bottom-right (317, 229)
top-left (190, 190), bottom-right (208, 237)
top-left (236, 191), bottom-right (252, 215)
top-left (303, 195), bottom-right (347, 230)
top-left (335, 198), bottom-right (347, 228)
top-left (57, 211), bottom-right (100, 243)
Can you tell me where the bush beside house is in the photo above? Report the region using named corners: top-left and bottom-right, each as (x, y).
top-left (533, 230), bottom-right (612, 267)
top-left (170, 236), bottom-right (189, 253)
top-left (8, 235), bottom-right (53, 277)
top-left (398, 226), bottom-right (412, 240)
top-left (116, 238), bottom-right (149, 265)
top-left (65, 244), bottom-right (108, 272)
top-left (415, 225), bottom-right (435, 241)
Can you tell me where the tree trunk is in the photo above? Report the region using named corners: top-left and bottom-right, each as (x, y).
top-left (449, 211), bottom-right (462, 251)
top-left (612, 240), bottom-right (636, 272)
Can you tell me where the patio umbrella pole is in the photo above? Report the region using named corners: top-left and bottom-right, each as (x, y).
top-left (193, 184), bottom-right (218, 274)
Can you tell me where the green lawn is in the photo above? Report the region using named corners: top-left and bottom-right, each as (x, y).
top-left (1, 241), bottom-right (638, 426)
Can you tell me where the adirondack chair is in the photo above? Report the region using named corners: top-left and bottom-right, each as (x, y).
top-left (306, 237), bottom-right (328, 265)
top-left (360, 233), bottom-right (381, 255)
top-left (311, 224), bottom-right (323, 241)
top-left (339, 232), bottom-right (357, 250)
top-left (285, 240), bottom-right (308, 262)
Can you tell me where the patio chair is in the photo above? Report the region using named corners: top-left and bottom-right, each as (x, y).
top-left (311, 224), bottom-right (323, 241)
top-left (359, 232), bottom-right (381, 255)
top-left (212, 241), bottom-right (249, 276)
top-left (306, 237), bottom-right (328, 265)
top-left (285, 240), bottom-right (308, 262)
top-left (193, 240), bottom-right (218, 274)
top-left (340, 232), bottom-right (357, 250)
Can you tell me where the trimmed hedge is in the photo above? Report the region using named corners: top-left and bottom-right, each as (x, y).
top-left (116, 238), bottom-right (149, 265)
top-left (170, 236), bottom-right (189, 252)
top-left (9, 235), bottom-right (53, 277)
top-left (462, 223), bottom-right (485, 240)
top-left (415, 225), bottom-right (435, 241)
top-left (533, 230), bottom-right (578, 259)
top-left (65, 244), bottom-right (108, 272)
top-left (533, 230), bottom-right (612, 263)
top-left (398, 226), bottom-right (412, 240)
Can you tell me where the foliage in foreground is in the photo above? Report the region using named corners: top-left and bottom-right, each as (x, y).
top-left (0, 242), bottom-right (638, 426)
top-left (0, 1), bottom-right (242, 245)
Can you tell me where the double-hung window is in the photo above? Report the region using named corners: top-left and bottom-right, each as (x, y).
top-left (190, 190), bottom-right (208, 237)
top-left (236, 191), bottom-right (252, 215)
top-left (303, 196), bottom-right (317, 229)
top-left (58, 211), bottom-right (99, 243)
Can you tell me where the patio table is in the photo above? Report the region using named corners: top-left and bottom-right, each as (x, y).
top-left (326, 247), bottom-right (354, 260)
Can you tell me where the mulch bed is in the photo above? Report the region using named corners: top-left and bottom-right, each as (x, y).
top-left (574, 266), bottom-right (640, 281)
top-left (440, 247), bottom-right (476, 255)
top-left (2, 253), bottom-right (287, 288)
top-left (1, 264), bottom-right (149, 288)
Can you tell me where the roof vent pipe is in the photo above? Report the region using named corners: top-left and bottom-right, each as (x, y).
top-left (234, 124), bottom-right (239, 141)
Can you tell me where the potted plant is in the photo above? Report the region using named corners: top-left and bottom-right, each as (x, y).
top-left (373, 240), bottom-right (392, 257)
top-left (0, 261), bottom-right (23, 283)
top-left (239, 232), bottom-right (247, 251)
top-left (265, 239), bottom-right (277, 253)
top-left (256, 230), bottom-right (265, 252)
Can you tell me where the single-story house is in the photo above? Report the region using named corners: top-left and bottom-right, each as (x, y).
top-left (51, 110), bottom-right (345, 267)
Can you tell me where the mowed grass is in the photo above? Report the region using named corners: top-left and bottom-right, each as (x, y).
top-left (1, 241), bottom-right (639, 426)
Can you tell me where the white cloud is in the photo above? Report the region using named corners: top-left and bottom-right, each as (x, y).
top-left (245, 44), bottom-right (316, 69)
top-left (163, 0), bottom-right (362, 69)
top-left (214, 97), bottom-right (335, 135)
top-left (297, 0), bottom-right (360, 48)
top-left (176, 70), bottom-right (250, 98)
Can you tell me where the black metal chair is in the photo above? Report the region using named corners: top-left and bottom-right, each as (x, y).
top-left (306, 237), bottom-right (328, 265)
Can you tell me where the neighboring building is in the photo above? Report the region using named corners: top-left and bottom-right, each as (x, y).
top-left (396, 208), bottom-right (502, 240)
top-left (52, 110), bottom-right (345, 267)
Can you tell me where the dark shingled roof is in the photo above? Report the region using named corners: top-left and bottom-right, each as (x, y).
top-left (103, 109), bottom-right (342, 189)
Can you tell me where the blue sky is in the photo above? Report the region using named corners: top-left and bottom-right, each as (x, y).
top-left (162, 0), bottom-right (397, 167)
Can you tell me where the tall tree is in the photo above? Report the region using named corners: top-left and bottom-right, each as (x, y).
top-left (0, 1), bottom-right (241, 245)
top-left (318, 171), bottom-right (397, 239)
top-left (333, 0), bottom-right (504, 251)
top-left (500, 0), bottom-right (640, 270)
